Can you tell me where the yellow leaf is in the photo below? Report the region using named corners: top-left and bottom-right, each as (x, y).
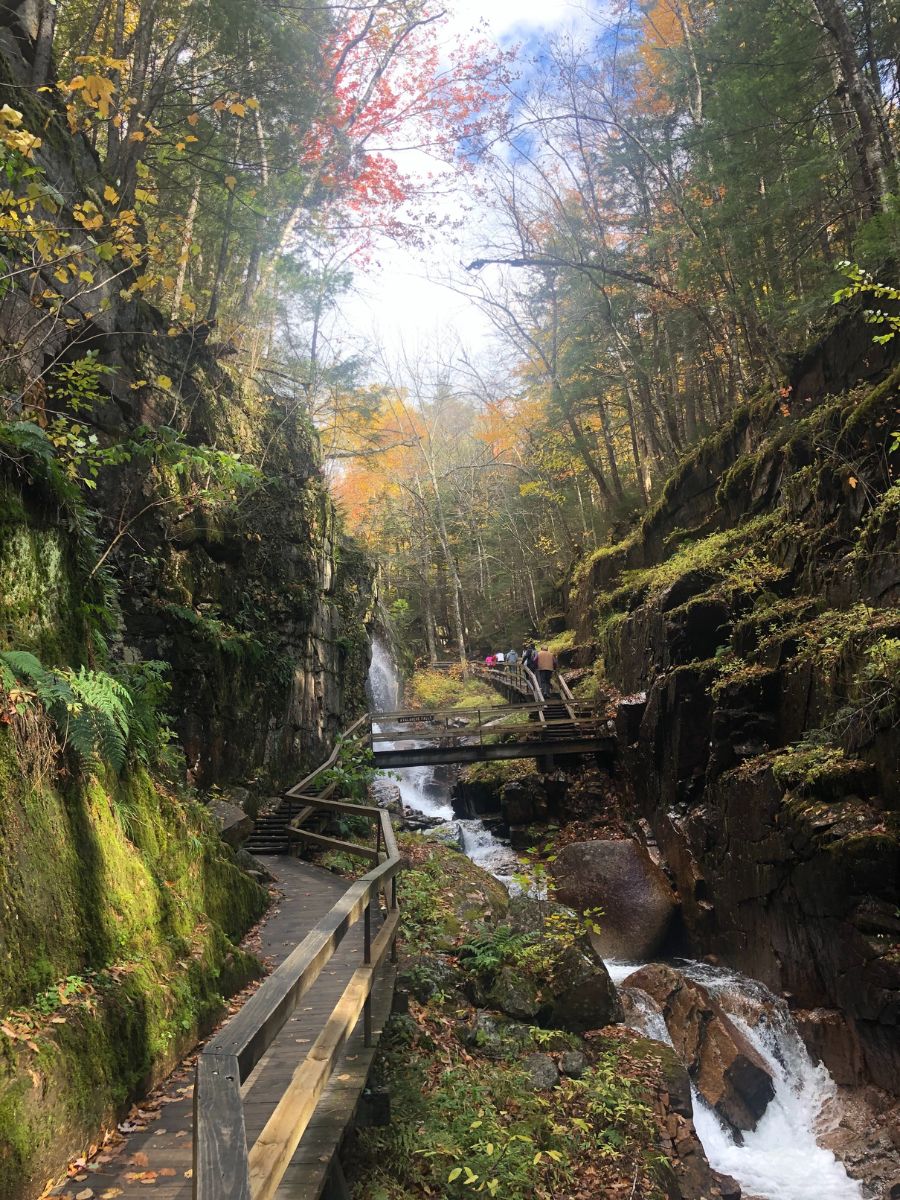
top-left (848, 476), bottom-right (858, 489)
top-left (246, 97), bottom-right (259, 110)
top-left (228, 102), bottom-right (246, 117)
top-left (224, 175), bottom-right (236, 190)
top-left (212, 99), bottom-right (227, 113)
top-left (186, 112), bottom-right (200, 126)
top-left (54, 268), bottom-right (69, 283)
top-left (185, 134), bottom-right (198, 143)
top-left (129, 130), bottom-right (145, 142)
top-left (103, 184), bottom-right (119, 203)
top-left (155, 375), bottom-right (173, 392)
top-left (175, 141), bottom-right (186, 152)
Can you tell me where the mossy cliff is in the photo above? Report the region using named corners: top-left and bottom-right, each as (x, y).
top-left (568, 321), bottom-right (900, 1093)
top-left (0, 12), bottom-right (374, 1197)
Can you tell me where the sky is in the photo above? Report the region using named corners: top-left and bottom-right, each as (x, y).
top-left (332, 0), bottom-right (599, 376)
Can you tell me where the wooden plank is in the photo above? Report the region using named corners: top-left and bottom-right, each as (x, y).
top-left (292, 831), bottom-right (379, 863)
top-left (246, 909), bottom-right (400, 1200)
top-left (194, 1053), bottom-right (250, 1200)
top-left (292, 797), bottom-right (379, 820)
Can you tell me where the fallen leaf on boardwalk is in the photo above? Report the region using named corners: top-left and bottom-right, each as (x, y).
top-left (174, 1131), bottom-right (188, 1138)
top-left (158, 1169), bottom-right (176, 1177)
top-left (75, 1190), bottom-right (94, 1199)
top-left (128, 1153), bottom-right (149, 1168)
top-left (100, 1191), bottom-right (123, 1198)
top-left (152, 1129), bottom-right (166, 1135)
top-left (183, 1169), bottom-right (193, 1178)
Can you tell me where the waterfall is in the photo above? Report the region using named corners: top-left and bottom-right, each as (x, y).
top-left (367, 635), bottom-right (400, 712)
top-left (614, 958), bottom-right (863, 1200)
top-left (366, 636), bottom-right (517, 869)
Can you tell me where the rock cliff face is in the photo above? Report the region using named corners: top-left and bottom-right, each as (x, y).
top-left (0, 12), bottom-right (373, 1195)
top-left (0, 3), bottom-right (372, 788)
top-left (569, 321), bottom-right (900, 1092)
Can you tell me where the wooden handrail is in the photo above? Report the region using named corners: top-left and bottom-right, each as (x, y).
top-left (193, 717), bottom-right (402, 1200)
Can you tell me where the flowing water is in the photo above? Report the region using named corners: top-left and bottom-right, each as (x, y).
top-left (610, 960), bottom-right (863, 1200)
top-left (366, 639), bottom-right (862, 1200)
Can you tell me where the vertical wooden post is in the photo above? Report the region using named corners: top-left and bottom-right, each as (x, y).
top-left (363, 899), bottom-right (373, 1046)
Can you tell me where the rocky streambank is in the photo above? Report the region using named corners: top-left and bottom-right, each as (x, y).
top-left (344, 835), bottom-right (741, 1200)
top-left (436, 757), bottom-right (900, 1198)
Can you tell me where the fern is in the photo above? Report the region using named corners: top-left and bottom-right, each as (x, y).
top-left (0, 652), bottom-right (133, 772)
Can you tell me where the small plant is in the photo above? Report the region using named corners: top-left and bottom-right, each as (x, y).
top-left (0, 649), bottom-right (173, 774)
top-left (833, 262), bottom-right (900, 345)
top-left (319, 736), bottom-right (376, 802)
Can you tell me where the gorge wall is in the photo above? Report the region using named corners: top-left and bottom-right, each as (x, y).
top-left (0, 10), bottom-right (373, 1194)
top-left (568, 320), bottom-right (899, 1093)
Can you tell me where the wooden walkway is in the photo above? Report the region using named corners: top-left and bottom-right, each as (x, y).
top-left (57, 857), bottom-right (393, 1200)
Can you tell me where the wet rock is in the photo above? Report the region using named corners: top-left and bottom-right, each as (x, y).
top-left (793, 1007), bottom-right (865, 1086)
top-left (524, 1052), bottom-right (559, 1090)
top-left (370, 777), bottom-right (403, 815)
top-left (546, 943), bottom-right (622, 1033)
top-left (428, 821), bottom-right (464, 850)
top-left (500, 780), bottom-right (533, 825)
top-left (819, 1083), bottom-right (900, 1200)
top-left (551, 839), bottom-right (678, 960)
top-left (625, 964), bottom-right (775, 1135)
top-left (209, 798), bottom-right (254, 848)
top-left (645, 1041), bottom-right (742, 1200)
top-left (559, 1050), bottom-right (585, 1078)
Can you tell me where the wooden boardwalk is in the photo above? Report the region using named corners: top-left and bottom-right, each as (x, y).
top-left (56, 857), bottom-right (393, 1200)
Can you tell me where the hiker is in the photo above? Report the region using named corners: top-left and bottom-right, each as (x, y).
top-left (506, 648), bottom-right (518, 672)
top-left (485, 653), bottom-right (495, 667)
top-left (535, 646), bottom-right (556, 697)
top-left (495, 650), bottom-right (505, 665)
top-left (522, 645), bottom-right (536, 674)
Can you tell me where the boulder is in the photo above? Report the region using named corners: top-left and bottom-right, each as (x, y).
top-left (551, 839), bottom-right (678, 961)
top-left (484, 965), bottom-right (543, 1022)
top-left (428, 821), bottom-right (464, 850)
top-left (625, 964), bottom-right (775, 1135)
top-left (524, 1052), bottom-right (559, 1090)
top-left (545, 943), bottom-right (622, 1033)
top-left (209, 798), bottom-right (254, 848)
top-left (559, 1050), bottom-right (586, 1078)
top-left (370, 777), bottom-right (403, 815)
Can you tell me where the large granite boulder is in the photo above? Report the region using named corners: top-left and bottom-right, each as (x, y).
top-left (471, 895), bottom-right (622, 1031)
top-left (551, 839), bottom-right (678, 961)
top-left (545, 942), bottom-right (622, 1033)
top-left (209, 798), bottom-right (254, 848)
top-left (625, 964), bottom-right (775, 1135)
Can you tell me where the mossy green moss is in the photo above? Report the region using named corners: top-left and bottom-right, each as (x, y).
top-left (0, 727), bottom-right (267, 1197)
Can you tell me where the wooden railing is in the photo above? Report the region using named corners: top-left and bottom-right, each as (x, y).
top-left (193, 715), bottom-right (402, 1200)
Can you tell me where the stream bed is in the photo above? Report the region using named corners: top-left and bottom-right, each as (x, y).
top-left (367, 641), bottom-right (864, 1200)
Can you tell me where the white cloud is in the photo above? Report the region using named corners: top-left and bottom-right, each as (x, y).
top-left (334, 1), bottom-right (600, 379)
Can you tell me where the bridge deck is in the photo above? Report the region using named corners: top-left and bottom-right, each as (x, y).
top-left (62, 857), bottom-right (392, 1200)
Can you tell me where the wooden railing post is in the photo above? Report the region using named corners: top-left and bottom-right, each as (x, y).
top-left (194, 1053), bottom-right (250, 1200)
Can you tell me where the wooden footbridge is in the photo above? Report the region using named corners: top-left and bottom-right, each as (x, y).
top-left (370, 661), bottom-right (614, 768)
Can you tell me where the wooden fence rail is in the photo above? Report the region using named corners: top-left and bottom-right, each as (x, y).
top-left (193, 715), bottom-right (402, 1200)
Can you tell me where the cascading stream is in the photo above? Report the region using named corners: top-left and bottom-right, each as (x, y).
top-left (366, 639), bottom-right (862, 1200)
top-left (609, 961), bottom-right (863, 1200)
